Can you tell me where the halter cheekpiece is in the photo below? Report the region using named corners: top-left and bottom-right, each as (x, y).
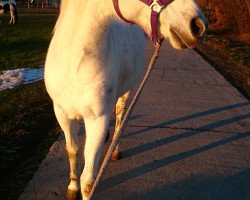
top-left (113, 0), bottom-right (174, 43)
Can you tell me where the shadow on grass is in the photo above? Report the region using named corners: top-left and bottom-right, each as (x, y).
top-left (0, 81), bottom-right (59, 200)
top-left (0, 39), bottom-right (49, 54)
top-left (0, 39), bottom-right (49, 70)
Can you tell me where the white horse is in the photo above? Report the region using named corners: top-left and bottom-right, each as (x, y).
top-left (45, 0), bottom-right (208, 199)
top-left (0, 1), bottom-right (17, 24)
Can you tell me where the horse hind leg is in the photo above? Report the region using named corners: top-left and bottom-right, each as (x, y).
top-left (112, 91), bottom-right (131, 160)
top-left (53, 104), bottom-right (81, 200)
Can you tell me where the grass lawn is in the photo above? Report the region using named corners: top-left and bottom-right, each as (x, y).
top-left (0, 82), bottom-right (60, 200)
top-left (0, 14), bottom-right (58, 70)
top-left (0, 14), bottom-right (60, 200)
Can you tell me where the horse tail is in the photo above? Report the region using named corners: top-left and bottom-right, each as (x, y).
top-left (12, 3), bottom-right (17, 23)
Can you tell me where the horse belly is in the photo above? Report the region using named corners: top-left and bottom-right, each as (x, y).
top-left (45, 23), bottom-right (146, 118)
top-left (45, 56), bottom-right (117, 120)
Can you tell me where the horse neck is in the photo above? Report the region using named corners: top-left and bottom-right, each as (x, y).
top-left (55, 1), bottom-right (111, 50)
top-left (113, 0), bottom-right (151, 30)
top-left (57, 0), bottom-right (150, 48)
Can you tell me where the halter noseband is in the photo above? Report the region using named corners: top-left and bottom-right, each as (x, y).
top-left (113, 0), bottom-right (174, 43)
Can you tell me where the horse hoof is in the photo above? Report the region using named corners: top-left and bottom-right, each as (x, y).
top-left (111, 149), bottom-right (122, 160)
top-left (83, 182), bottom-right (93, 197)
top-left (66, 189), bottom-right (81, 200)
top-left (105, 130), bottom-right (110, 143)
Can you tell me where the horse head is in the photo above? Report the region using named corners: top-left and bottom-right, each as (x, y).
top-left (158, 0), bottom-right (208, 48)
top-left (115, 0), bottom-right (208, 49)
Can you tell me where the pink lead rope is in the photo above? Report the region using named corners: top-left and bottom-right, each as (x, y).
top-left (113, 0), bottom-right (174, 43)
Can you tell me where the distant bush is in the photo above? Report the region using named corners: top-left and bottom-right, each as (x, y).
top-left (197, 0), bottom-right (250, 42)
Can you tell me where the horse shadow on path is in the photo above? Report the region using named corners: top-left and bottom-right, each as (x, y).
top-left (124, 101), bottom-right (250, 138)
top-left (98, 101), bottom-right (250, 200)
top-left (125, 168), bottom-right (250, 200)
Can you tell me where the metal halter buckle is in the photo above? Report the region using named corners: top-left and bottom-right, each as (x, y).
top-left (149, 0), bottom-right (164, 13)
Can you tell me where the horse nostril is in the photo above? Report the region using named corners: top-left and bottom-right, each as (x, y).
top-left (191, 18), bottom-right (206, 37)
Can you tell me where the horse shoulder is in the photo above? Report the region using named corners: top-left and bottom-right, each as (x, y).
top-left (108, 24), bottom-right (146, 96)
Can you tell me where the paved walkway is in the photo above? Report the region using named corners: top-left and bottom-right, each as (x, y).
top-left (19, 40), bottom-right (250, 200)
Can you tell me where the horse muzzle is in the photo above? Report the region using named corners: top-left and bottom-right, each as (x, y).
top-left (169, 15), bottom-right (208, 49)
top-left (190, 17), bottom-right (208, 39)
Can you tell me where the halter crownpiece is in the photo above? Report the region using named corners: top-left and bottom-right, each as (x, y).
top-left (113, 0), bottom-right (174, 43)
top-left (112, 0), bottom-right (134, 24)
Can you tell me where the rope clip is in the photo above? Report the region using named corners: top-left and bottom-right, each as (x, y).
top-left (149, 0), bottom-right (164, 13)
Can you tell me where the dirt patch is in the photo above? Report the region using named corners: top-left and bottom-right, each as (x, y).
top-left (197, 0), bottom-right (250, 42)
top-left (195, 1), bottom-right (250, 99)
top-left (196, 36), bottom-right (250, 100)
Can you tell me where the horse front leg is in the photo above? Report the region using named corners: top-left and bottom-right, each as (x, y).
top-left (111, 91), bottom-right (131, 160)
top-left (53, 104), bottom-right (81, 200)
top-left (9, 11), bottom-right (14, 24)
top-left (81, 114), bottom-right (110, 199)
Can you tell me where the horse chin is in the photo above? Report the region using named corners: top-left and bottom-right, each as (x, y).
top-left (169, 29), bottom-right (199, 49)
top-left (169, 29), bottom-right (188, 49)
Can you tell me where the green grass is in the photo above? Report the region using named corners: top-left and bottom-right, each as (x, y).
top-left (0, 81), bottom-right (60, 200)
top-left (0, 14), bottom-right (60, 200)
top-left (0, 14), bottom-right (58, 70)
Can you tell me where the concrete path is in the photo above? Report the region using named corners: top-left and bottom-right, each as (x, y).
top-left (19, 40), bottom-right (250, 200)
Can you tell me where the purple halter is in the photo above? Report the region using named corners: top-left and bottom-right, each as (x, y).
top-left (113, 0), bottom-right (174, 43)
